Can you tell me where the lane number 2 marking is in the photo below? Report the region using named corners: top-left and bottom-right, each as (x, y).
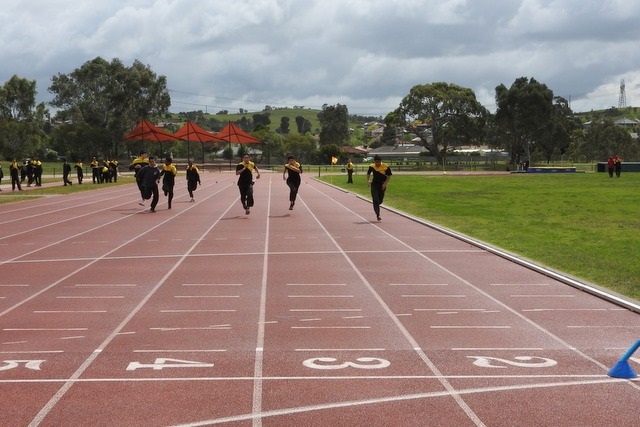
top-left (467, 356), bottom-right (557, 368)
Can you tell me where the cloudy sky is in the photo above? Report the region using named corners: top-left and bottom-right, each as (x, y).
top-left (2, 0), bottom-right (640, 117)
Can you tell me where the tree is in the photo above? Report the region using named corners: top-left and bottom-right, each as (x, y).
top-left (48, 57), bottom-right (171, 159)
top-left (295, 116), bottom-right (312, 134)
top-left (537, 96), bottom-right (579, 163)
top-left (317, 104), bottom-right (349, 146)
top-left (388, 82), bottom-right (488, 162)
top-left (495, 77), bottom-right (554, 165)
top-left (277, 116), bottom-right (290, 135)
top-left (282, 133), bottom-right (317, 164)
top-left (0, 75), bottom-right (47, 160)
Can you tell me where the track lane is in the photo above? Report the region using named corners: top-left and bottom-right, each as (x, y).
top-left (0, 174), bottom-right (638, 426)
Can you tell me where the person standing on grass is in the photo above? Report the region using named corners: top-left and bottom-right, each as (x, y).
top-left (345, 158), bottom-right (354, 183)
top-left (614, 155), bottom-right (622, 178)
top-left (283, 155), bottom-right (302, 210)
top-left (10, 159), bottom-right (22, 191)
top-left (160, 157), bottom-right (177, 209)
top-left (367, 155), bottom-right (392, 222)
top-left (74, 160), bottom-right (84, 184)
top-left (607, 156), bottom-right (615, 178)
top-left (62, 159), bottom-right (73, 186)
top-left (186, 160), bottom-right (201, 202)
top-left (236, 153), bottom-right (260, 215)
top-left (136, 156), bottom-right (161, 213)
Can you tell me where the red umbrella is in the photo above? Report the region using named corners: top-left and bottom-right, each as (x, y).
top-left (215, 121), bottom-right (262, 144)
top-left (174, 121), bottom-right (226, 162)
top-left (215, 121), bottom-right (263, 166)
top-left (121, 119), bottom-right (178, 142)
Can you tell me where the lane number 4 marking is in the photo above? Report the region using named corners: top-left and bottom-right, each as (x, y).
top-left (126, 358), bottom-right (214, 371)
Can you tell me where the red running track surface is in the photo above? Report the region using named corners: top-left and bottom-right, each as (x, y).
top-left (0, 171), bottom-right (639, 426)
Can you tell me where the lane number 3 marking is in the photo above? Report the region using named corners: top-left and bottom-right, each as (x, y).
top-left (0, 360), bottom-right (45, 371)
top-left (303, 357), bottom-right (390, 370)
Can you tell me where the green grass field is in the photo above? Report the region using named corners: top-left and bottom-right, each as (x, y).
top-left (319, 172), bottom-right (640, 301)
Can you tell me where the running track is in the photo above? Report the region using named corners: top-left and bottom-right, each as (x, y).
top-left (0, 171), bottom-right (639, 426)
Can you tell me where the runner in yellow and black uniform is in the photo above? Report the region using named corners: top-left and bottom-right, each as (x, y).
top-left (366, 155), bottom-right (392, 222)
top-left (160, 157), bottom-right (177, 209)
top-left (236, 153), bottom-right (260, 215)
top-left (129, 151), bottom-right (149, 206)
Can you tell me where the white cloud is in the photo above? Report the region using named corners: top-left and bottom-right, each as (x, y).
top-left (1, 0), bottom-right (639, 116)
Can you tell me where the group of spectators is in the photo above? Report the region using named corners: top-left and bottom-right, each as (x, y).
top-left (1, 158), bottom-right (44, 191)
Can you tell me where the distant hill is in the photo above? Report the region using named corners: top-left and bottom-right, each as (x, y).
top-left (574, 106), bottom-right (640, 123)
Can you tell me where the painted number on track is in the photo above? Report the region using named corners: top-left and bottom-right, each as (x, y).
top-left (126, 358), bottom-right (214, 371)
top-left (0, 360), bottom-right (45, 371)
top-left (467, 356), bottom-right (557, 368)
top-left (303, 357), bottom-right (390, 370)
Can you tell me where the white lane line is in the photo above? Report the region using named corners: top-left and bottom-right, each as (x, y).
top-left (402, 294), bottom-right (466, 298)
top-left (292, 326), bottom-right (371, 329)
top-left (287, 283), bottom-right (347, 286)
top-left (414, 309), bottom-right (493, 311)
top-left (56, 296), bottom-right (124, 299)
top-left (452, 348), bottom-right (544, 351)
top-left (160, 309), bottom-right (236, 313)
top-left (0, 350), bottom-right (64, 354)
top-left (523, 308), bottom-right (609, 312)
top-left (150, 325), bottom-right (232, 331)
top-left (251, 176), bottom-right (275, 425)
top-left (567, 325), bottom-right (640, 329)
top-left (174, 295), bottom-right (240, 298)
top-left (295, 348), bottom-right (386, 352)
top-left (182, 283), bottom-right (243, 287)
top-left (72, 284), bottom-right (136, 287)
top-left (510, 295), bottom-right (575, 298)
top-left (0, 284), bottom-right (30, 287)
top-left (288, 295), bottom-right (353, 298)
top-left (3, 328), bottom-right (87, 331)
top-left (430, 326), bottom-right (511, 329)
top-left (133, 349), bottom-right (227, 353)
top-left (33, 311), bottom-right (107, 313)
top-left (390, 283), bottom-right (448, 286)
top-left (491, 283), bottom-right (550, 286)
top-left (289, 309), bottom-right (361, 312)
top-left (59, 336), bottom-right (85, 340)
top-left (631, 357), bottom-right (640, 364)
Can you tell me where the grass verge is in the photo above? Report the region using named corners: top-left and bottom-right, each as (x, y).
top-left (319, 172), bottom-right (640, 301)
